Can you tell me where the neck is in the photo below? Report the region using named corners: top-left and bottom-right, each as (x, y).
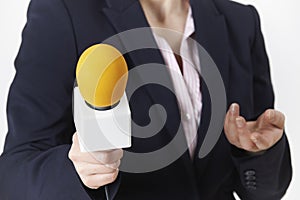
top-left (139, 0), bottom-right (189, 21)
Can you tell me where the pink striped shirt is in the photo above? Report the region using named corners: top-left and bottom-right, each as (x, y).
top-left (152, 7), bottom-right (202, 158)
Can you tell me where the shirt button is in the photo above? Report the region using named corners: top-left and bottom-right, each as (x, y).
top-left (186, 113), bottom-right (191, 120)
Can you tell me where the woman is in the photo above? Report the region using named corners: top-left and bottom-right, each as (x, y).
top-left (0, 0), bottom-right (292, 199)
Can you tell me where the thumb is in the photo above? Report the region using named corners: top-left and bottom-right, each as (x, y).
top-left (72, 132), bottom-right (78, 143)
top-left (72, 132), bottom-right (81, 152)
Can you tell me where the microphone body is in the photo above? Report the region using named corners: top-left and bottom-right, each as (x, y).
top-left (73, 44), bottom-right (131, 152)
top-left (74, 88), bottom-right (131, 152)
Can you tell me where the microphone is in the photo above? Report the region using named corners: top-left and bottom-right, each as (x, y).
top-left (73, 44), bottom-right (131, 152)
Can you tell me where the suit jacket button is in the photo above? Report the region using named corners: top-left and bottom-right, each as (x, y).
top-left (246, 181), bottom-right (256, 186)
top-left (244, 170), bottom-right (256, 176)
top-left (245, 175), bottom-right (256, 181)
top-left (246, 185), bottom-right (257, 190)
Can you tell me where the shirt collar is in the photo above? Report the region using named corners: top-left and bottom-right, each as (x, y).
top-left (183, 6), bottom-right (195, 39)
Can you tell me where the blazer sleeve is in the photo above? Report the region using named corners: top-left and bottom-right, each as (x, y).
top-left (0, 0), bottom-right (117, 199)
top-left (231, 6), bottom-right (292, 200)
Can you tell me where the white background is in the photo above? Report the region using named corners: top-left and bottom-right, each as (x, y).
top-left (0, 0), bottom-right (299, 199)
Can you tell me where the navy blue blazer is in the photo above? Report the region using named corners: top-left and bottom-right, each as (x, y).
top-left (0, 0), bottom-right (292, 199)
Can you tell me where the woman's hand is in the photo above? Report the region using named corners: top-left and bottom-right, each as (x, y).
top-left (68, 133), bottom-right (123, 189)
top-left (224, 103), bottom-right (285, 153)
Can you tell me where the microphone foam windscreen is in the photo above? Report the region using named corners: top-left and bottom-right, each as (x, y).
top-left (76, 44), bottom-right (128, 108)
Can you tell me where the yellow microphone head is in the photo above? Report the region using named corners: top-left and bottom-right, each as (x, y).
top-left (76, 44), bottom-right (128, 109)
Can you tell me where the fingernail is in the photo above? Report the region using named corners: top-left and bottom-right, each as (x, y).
top-left (251, 135), bottom-right (257, 143)
top-left (268, 110), bottom-right (275, 120)
top-left (236, 117), bottom-right (244, 128)
top-left (231, 104), bottom-right (236, 114)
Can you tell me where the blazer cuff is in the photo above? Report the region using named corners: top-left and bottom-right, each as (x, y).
top-left (231, 133), bottom-right (287, 192)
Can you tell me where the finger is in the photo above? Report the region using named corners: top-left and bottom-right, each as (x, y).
top-left (69, 133), bottom-right (98, 164)
top-left (265, 109), bottom-right (285, 129)
top-left (236, 117), bottom-right (256, 151)
top-left (224, 103), bottom-right (240, 145)
top-left (72, 132), bottom-right (91, 153)
top-left (224, 103), bottom-right (240, 125)
top-left (72, 132), bottom-right (80, 150)
top-left (82, 170), bottom-right (119, 189)
top-left (69, 146), bottom-right (105, 165)
top-left (75, 162), bottom-right (118, 176)
top-left (92, 149), bottom-right (124, 164)
top-left (105, 160), bottom-right (121, 170)
top-left (250, 132), bottom-right (271, 151)
top-left (224, 103), bottom-right (240, 129)
top-left (230, 103), bottom-right (240, 118)
top-left (70, 133), bottom-right (123, 164)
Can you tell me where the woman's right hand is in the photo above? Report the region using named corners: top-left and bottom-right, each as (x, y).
top-left (68, 132), bottom-right (123, 189)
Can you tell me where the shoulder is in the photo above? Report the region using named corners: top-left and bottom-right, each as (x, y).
top-left (26, 0), bottom-right (69, 22)
top-left (27, 0), bottom-right (104, 15)
top-left (25, 0), bottom-right (105, 32)
top-left (212, 0), bottom-right (261, 41)
top-left (213, 0), bottom-right (258, 22)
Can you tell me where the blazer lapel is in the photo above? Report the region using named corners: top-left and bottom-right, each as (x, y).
top-left (102, 0), bottom-right (164, 70)
top-left (102, 0), bottom-right (183, 142)
top-left (192, 0), bottom-right (230, 93)
top-left (191, 0), bottom-right (229, 161)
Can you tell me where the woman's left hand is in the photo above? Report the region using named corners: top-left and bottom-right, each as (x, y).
top-left (224, 103), bottom-right (285, 152)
